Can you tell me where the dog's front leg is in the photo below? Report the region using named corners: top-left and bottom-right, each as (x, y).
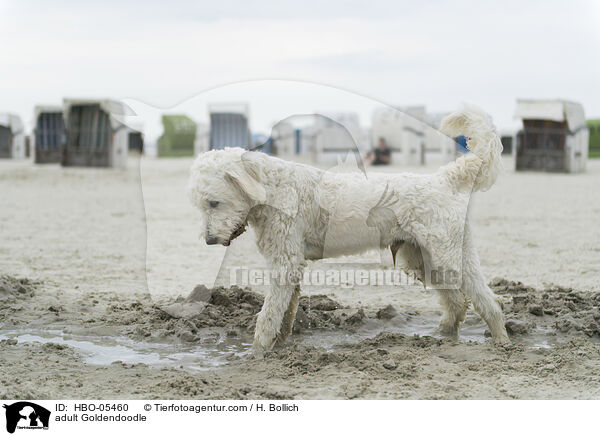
top-left (276, 284), bottom-right (301, 344)
top-left (253, 260), bottom-right (303, 357)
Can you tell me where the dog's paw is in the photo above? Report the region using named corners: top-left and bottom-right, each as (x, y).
top-left (437, 323), bottom-right (459, 340)
top-left (252, 336), bottom-right (276, 359)
top-left (251, 345), bottom-right (266, 360)
top-left (492, 334), bottom-right (511, 345)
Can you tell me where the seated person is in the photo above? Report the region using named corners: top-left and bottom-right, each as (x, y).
top-left (364, 137), bottom-right (391, 165)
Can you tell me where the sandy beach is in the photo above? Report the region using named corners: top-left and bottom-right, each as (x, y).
top-left (1, 156), bottom-right (599, 399)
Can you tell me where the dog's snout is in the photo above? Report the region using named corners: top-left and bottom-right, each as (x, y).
top-left (205, 235), bottom-right (219, 245)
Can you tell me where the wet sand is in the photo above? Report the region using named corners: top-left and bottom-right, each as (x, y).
top-left (0, 156), bottom-right (599, 399)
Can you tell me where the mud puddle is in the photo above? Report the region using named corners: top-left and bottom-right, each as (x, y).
top-left (0, 310), bottom-right (557, 373)
top-left (0, 329), bottom-right (251, 370)
top-left (295, 312), bottom-right (557, 350)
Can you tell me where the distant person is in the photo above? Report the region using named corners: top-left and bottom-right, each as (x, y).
top-left (364, 137), bottom-right (391, 165)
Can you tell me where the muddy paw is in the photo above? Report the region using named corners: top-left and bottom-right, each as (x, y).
top-left (492, 334), bottom-right (511, 345)
top-left (437, 324), bottom-right (459, 340)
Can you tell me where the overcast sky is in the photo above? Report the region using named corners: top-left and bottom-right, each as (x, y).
top-left (1, 0), bottom-right (599, 137)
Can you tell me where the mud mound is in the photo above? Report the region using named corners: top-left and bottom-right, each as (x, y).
top-left (109, 286), bottom-right (369, 343)
top-left (0, 275), bottom-right (37, 301)
top-left (157, 285), bottom-right (263, 330)
top-left (489, 277), bottom-right (535, 294)
top-left (85, 280), bottom-right (600, 346)
top-left (261, 332), bottom-right (445, 380)
top-left (153, 373), bottom-right (214, 397)
top-left (490, 280), bottom-right (600, 338)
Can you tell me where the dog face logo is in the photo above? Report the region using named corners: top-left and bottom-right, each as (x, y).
top-left (2, 402), bottom-right (50, 434)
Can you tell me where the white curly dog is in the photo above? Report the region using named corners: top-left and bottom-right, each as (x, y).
top-left (189, 105), bottom-right (510, 355)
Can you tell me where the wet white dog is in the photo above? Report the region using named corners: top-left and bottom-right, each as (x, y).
top-left (188, 105), bottom-right (510, 355)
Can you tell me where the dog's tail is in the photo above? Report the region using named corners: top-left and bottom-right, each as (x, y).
top-left (439, 104), bottom-right (503, 192)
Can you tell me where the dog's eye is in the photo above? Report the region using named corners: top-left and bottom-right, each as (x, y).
top-left (209, 201), bottom-right (219, 208)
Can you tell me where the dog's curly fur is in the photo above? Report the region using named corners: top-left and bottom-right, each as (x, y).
top-left (189, 105), bottom-right (510, 355)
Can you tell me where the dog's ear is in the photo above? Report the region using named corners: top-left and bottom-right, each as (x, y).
top-left (225, 166), bottom-right (266, 204)
top-left (239, 151), bottom-right (267, 179)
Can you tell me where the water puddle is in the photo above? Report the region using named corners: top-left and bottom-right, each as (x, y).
top-left (0, 314), bottom-right (556, 370)
top-left (296, 313), bottom-right (556, 350)
top-left (0, 329), bottom-right (251, 371)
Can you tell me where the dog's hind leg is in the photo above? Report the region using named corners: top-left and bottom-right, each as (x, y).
top-left (402, 238), bottom-right (468, 338)
top-left (402, 240), bottom-right (468, 338)
top-left (459, 221), bottom-right (509, 343)
top-left (275, 284), bottom-right (300, 345)
top-left (436, 289), bottom-right (468, 338)
top-left (394, 241), bottom-right (425, 283)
